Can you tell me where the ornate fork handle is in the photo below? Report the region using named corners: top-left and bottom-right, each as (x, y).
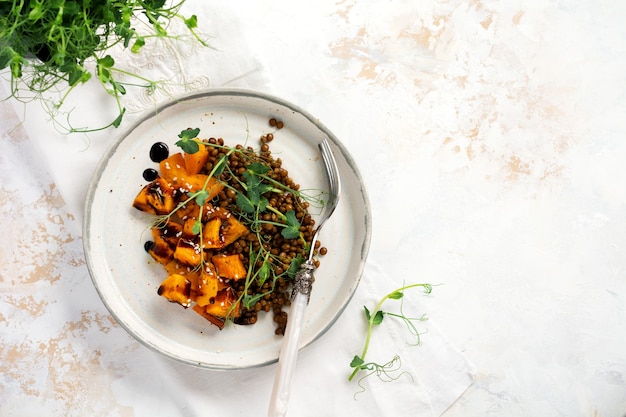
top-left (291, 260), bottom-right (315, 303)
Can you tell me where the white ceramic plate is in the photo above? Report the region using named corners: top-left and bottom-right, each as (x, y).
top-left (83, 89), bottom-right (371, 369)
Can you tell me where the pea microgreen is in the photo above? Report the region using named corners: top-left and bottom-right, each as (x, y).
top-left (176, 128), bottom-right (202, 153)
top-left (0, 0), bottom-right (206, 132)
top-left (349, 283), bottom-right (433, 393)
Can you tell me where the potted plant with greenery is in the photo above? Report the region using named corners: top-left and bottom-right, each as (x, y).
top-left (0, 0), bottom-right (203, 131)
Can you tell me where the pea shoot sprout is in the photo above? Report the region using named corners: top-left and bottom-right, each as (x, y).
top-left (349, 283), bottom-right (433, 393)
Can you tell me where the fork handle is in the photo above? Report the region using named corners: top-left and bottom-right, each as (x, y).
top-left (268, 290), bottom-right (308, 417)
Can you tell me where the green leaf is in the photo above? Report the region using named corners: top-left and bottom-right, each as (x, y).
top-left (98, 55), bottom-right (115, 68)
top-left (286, 254), bottom-right (303, 278)
top-left (247, 162), bottom-right (270, 175)
top-left (212, 157), bottom-right (227, 177)
top-left (280, 210), bottom-right (300, 239)
top-left (194, 190), bottom-right (209, 206)
top-left (28, 2), bottom-right (44, 20)
top-left (68, 68), bottom-right (84, 86)
top-left (191, 219), bottom-right (202, 235)
top-left (98, 67), bottom-right (111, 82)
top-left (281, 225), bottom-right (300, 240)
top-left (179, 127), bottom-right (200, 140)
top-left (247, 186), bottom-right (260, 206)
top-left (184, 15), bottom-right (198, 29)
top-left (176, 128), bottom-right (201, 153)
top-left (257, 183), bottom-right (274, 195)
top-left (350, 355), bottom-right (364, 368)
top-left (236, 193), bottom-right (255, 213)
top-left (131, 37), bottom-right (146, 53)
top-left (0, 46), bottom-right (16, 70)
top-left (372, 310), bottom-right (384, 325)
top-left (389, 291), bottom-right (404, 300)
top-left (64, 1), bottom-right (79, 15)
top-left (258, 262), bottom-right (270, 286)
top-left (243, 170), bottom-right (263, 188)
top-left (175, 139), bottom-right (198, 154)
top-left (364, 306), bottom-right (384, 325)
top-left (112, 109), bottom-right (126, 128)
top-left (111, 80), bottom-right (126, 95)
top-left (258, 197), bottom-right (269, 212)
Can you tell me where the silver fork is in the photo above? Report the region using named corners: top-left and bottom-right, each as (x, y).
top-left (268, 137), bottom-right (341, 417)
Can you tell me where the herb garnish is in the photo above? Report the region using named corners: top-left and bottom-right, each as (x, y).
top-left (0, 0), bottom-right (205, 131)
top-left (349, 283), bottom-right (433, 391)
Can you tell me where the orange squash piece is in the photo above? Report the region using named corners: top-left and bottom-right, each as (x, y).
top-left (158, 221), bottom-right (183, 247)
top-left (173, 238), bottom-right (203, 267)
top-left (192, 304), bottom-right (226, 330)
top-left (164, 259), bottom-right (192, 276)
top-left (157, 274), bottom-right (191, 307)
top-left (177, 201), bottom-right (201, 221)
top-left (147, 227), bottom-right (174, 265)
top-left (182, 217), bottom-right (200, 237)
top-left (221, 215), bottom-right (248, 246)
top-left (204, 288), bottom-right (240, 318)
top-left (195, 262), bottom-right (220, 307)
top-left (181, 174), bottom-right (225, 195)
top-left (184, 143), bottom-right (209, 175)
top-left (202, 217), bottom-right (222, 248)
top-left (212, 254), bottom-right (247, 280)
top-left (132, 177), bottom-right (175, 215)
top-left (159, 153), bottom-right (187, 188)
top-left (159, 151), bottom-right (224, 195)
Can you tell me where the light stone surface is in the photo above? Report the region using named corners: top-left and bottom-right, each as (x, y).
top-left (1, 1), bottom-right (625, 416)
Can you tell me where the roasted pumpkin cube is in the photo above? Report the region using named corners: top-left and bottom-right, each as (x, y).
top-left (202, 211), bottom-right (247, 249)
top-left (202, 217), bottom-right (223, 248)
top-left (132, 177), bottom-right (175, 215)
top-left (183, 217), bottom-right (201, 237)
top-left (180, 174), bottom-right (225, 195)
top-left (204, 288), bottom-right (240, 318)
top-left (203, 176), bottom-right (225, 199)
top-left (159, 221), bottom-right (184, 247)
top-left (184, 143), bottom-right (209, 175)
top-left (221, 215), bottom-right (248, 246)
top-left (195, 262), bottom-right (219, 307)
top-left (163, 261), bottom-right (202, 300)
top-left (157, 274), bottom-right (191, 307)
top-left (173, 238), bottom-right (203, 267)
top-left (163, 260), bottom-right (195, 276)
top-left (212, 254), bottom-right (247, 280)
top-left (159, 153), bottom-right (188, 188)
top-left (177, 201), bottom-right (201, 221)
top-left (192, 304), bottom-right (226, 330)
top-left (147, 227), bottom-right (174, 264)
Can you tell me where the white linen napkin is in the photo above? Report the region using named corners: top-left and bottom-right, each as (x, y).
top-left (1, 2), bottom-right (474, 415)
